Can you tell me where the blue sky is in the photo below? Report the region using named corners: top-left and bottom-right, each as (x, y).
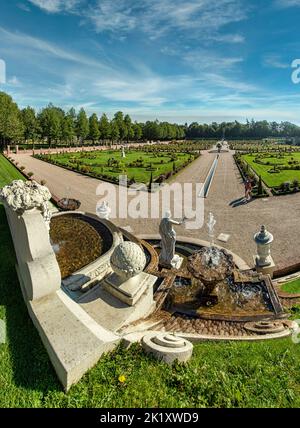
top-left (0, 0), bottom-right (300, 123)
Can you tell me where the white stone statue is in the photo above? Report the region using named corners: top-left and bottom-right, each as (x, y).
top-left (159, 211), bottom-right (185, 268)
top-left (96, 201), bottom-right (111, 220)
top-left (121, 146), bottom-right (126, 158)
top-left (0, 180), bottom-right (52, 230)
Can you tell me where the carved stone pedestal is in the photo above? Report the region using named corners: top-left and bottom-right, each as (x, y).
top-left (103, 271), bottom-right (157, 306)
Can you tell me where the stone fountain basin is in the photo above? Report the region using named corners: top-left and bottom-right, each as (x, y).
top-left (187, 247), bottom-right (235, 285)
top-left (51, 212), bottom-right (123, 291)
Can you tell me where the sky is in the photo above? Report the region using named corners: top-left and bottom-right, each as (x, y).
top-left (0, 0), bottom-right (300, 124)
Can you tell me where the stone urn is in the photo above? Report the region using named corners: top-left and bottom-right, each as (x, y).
top-left (254, 225), bottom-right (273, 267)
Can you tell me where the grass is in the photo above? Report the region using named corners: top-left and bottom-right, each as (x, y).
top-left (0, 154), bottom-right (24, 187)
top-left (281, 279), bottom-right (300, 295)
top-left (242, 152), bottom-right (300, 188)
top-left (0, 202), bottom-right (300, 408)
top-left (37, 150), bottom-right (194, 184)
top-left (1, 157), bottom-right (300, 408)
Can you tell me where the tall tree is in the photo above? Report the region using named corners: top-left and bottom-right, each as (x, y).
top-left (143, 120), bottom-right (161, 142)
top-left (133, 122), bottom-right (142, 141)
top-left (0, 92), bottom-right (23, 149)
top-left (38, 104), bottom-right (63, 147)
top-left (76, 108), bottom-right (89, 144)
top-left (113, 111), bottom-right (126, 141)
top-left (98, 113), bottom-right (111, 143)
top-left (61, 109), bottom-right (76, 145)
top-left (124, 114), bottom-right (134, 143)
top-left (89, 113), bottom-right (100, 143)
top-left (110, 121), bottom-right (120, 144)
top-left (21, 106), bottom-right (38, 143)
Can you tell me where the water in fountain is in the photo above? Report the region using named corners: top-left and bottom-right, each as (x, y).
top-left (166, 211), bottom-right (275, 318)
top-left (202, 213), bottom-right (221, 267)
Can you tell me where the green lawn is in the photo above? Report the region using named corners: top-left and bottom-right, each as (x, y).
top-left (1, 156), bottom-right (300, 407)
top-left (242, 153), bottom-right (300, 188)
top-left (0, 154), bottom-right (24, 187)
top-left (36, 150), bottom-right (194, 184)
top-left (281, 279), bottom-right (300, 295)
top-left (0, 201), bottom-right (299, 408)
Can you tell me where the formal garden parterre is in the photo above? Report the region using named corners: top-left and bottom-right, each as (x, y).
top-left (234, 149), bottom-right (300, 196)
top-left (33, 144), bottom-right (204, 187)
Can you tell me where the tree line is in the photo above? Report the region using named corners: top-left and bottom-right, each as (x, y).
top-left (1, 90), bottom-right (300, 150)
top-left (0, 92), bottom-right (185, 150)
top-left (186, 119), bottom-right (300, 140)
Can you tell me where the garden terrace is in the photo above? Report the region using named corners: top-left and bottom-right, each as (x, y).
top-left (230, 141), bottom-right (294, 152)
top-left (240, 152), bottom-right (300, 194)
top-left (34, 149), bottom-right (199, 186)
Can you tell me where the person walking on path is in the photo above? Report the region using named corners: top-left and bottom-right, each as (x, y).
top-left (244, 178), bottom-right (253, 202)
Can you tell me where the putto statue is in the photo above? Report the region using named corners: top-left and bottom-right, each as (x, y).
top-left (159, 211), bottom-right (185, 269)
top-left (0, 180), bottom-right (52, 230)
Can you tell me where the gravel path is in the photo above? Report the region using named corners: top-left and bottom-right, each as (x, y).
top-left (10, 150), bottom-right (300, 270)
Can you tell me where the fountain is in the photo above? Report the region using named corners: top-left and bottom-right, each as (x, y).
top-left (1, 179), bottom-right (292, 392)
top-left (166, 213), bottom-right (283, 320)
top-left (187, 213), bottom-right (234, 300)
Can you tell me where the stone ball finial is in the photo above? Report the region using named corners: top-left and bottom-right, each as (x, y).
top-left (110, 241), bottom-right (147, 281)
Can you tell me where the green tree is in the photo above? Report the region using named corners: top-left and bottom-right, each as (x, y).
top-left (148, 171), bottom-right (153, 191)
top-left (110, 121), bottom-right (120, 144)
top-left (76, 108), bottom-right (89, 144)
top-left (38, 104), bottom-right (64, 146)
top-left (257, 176), bottom-right (263, 196)
top-left (133, 123), bottom-right (143, 141)
top-left (21, 107), bottom-right (39, 143)
top-left (0, 92), bottom-right (24, 149)
top-left (62, 109), bottom-right (76, 145)
top-left (143, 121), bottom-right (161, 142)
top-left (113, 111), bottom-right (126, 142)
top-left (89, 113), bottom-right (100, 143)
top-left (99, 113), bottom-right (111, 143)
top-left (124, 114), bottom-right (134, 143)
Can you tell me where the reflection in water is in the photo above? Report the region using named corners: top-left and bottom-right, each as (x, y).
top-left (50, 216), bottom-right (104, 278)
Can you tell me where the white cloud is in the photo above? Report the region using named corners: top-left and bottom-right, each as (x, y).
top-left (184, 52), bottom-right (244, 72)
top-left (17, 3), bottom-right (31, 12)
top-left (7, 76), bottom-right (21, 86)
top-left (28, 0), bottom-right (80, 13)
top-left (274, 0), bottom-right (300, 7)
top-left (263, 54), bottom-right (290, 69)
top-left (0, 26), bottom-right (110, 71)
top-left (27, 0), bottom-right (248, 43)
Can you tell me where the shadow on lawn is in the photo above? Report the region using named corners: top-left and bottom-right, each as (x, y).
top-left (0, 204), bottom-right (61, 395)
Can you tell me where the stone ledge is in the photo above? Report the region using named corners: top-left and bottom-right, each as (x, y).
top-left (27, 288), bottom-right (120, 391)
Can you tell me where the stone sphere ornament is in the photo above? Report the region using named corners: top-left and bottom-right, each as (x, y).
top-left (110, 241), bottom-right (147, 281)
